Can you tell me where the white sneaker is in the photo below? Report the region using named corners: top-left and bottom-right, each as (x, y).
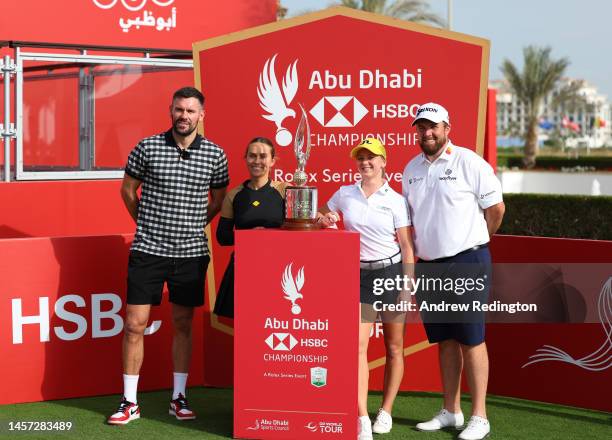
top-left (458, 416), bottom-right (490, 440)
top-left (358, 415), bottom-right (373, 440)
top-left (372, 408), bottom-right (392, 434)
top-left (415, 408), bottom-right (464, 431)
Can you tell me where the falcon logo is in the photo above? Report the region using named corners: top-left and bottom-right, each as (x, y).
top-left (265, 332), bottom-right (298, 351)
top-left (247, 420), bottom-right (260, 431)
top-left (310, 96), bottom-right (368, 127)
top-left (257, 54), bottom-right (299, 146)
top-left (282, 263), bottom-right (305, 315)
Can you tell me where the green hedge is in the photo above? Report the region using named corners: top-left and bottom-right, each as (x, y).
top-left (497, 155), bottom-right (612, 170)
top-left (498, 194), bottom-right (612, 240)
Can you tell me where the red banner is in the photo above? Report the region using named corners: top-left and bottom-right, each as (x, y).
top-left (0, 0), bottom-right (276, 49)
top-left (0, 234), bottom-right (204, 405)
top-left (234, 230), bottom-right (360, 439)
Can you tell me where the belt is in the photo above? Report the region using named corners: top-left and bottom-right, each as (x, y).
top-left (455, 243), bottom-right (488, 256)
top-left (422, 243), bottom-right (489, 263)
top-left (360, 252), bottom-right (402, 270)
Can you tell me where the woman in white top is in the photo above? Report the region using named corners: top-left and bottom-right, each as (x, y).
top-left (318, 138), bottom-right (415, 440)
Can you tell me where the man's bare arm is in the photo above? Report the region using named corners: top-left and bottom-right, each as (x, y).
top-left (207, 186), bottom-right (227, 225)
top-left (120, 174), bottom-right (142, 222)
top-left (484, 202), bottom-right (505, 237)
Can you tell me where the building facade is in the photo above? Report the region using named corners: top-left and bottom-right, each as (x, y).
top-left (490, 78), bottom-right (612, 148)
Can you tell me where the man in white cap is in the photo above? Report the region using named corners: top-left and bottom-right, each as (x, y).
top-left (402, 103), bottom-right (505, 440)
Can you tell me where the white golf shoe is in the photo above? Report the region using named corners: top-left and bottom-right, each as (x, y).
top-left (358, 415), bottom-right (373, 440)
top-left (415, 408), bottom-right (464, 431)
top-left (372, 408), bottom-right (392, 434)
top-left (458, 416), bottom-right (490, 440)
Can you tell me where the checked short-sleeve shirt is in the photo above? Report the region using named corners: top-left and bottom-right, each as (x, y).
top-left (125, 130), bottom-right (229, 258)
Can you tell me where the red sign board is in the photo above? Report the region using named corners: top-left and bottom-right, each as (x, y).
top-left (195, 6), bottom-right (489, 402)
top-left (0, 0), bottom-right (276, 49)
top-left (0, 234), bottom-right (204, 404)
top-left (194, 7), bottom-right (489, 207)
top-left (234, 230), bottom-right (360, 438)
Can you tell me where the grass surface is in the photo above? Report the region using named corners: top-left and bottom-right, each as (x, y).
top-left (0, 387), bottom-right (610, 439)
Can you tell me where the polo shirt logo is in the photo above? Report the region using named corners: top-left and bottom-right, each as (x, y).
top-left (439, 169), bottom-right (457, 181)
top-left (252, 200), bottom-right (261, 207)
top-left (409, 177), bottom-right (424, 184)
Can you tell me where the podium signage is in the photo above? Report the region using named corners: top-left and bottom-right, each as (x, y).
top-left (234, 230), bottom-right (359, 439)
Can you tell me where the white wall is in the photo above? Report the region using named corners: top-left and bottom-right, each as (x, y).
top-left (499, 171), bottom-right (611, 196)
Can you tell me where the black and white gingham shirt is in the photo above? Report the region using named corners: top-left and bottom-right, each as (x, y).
top-left (125, 130), bottom-right (229, 258)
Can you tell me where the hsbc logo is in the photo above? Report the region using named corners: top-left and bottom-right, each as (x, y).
top-left (265, 332), bottom-right (298, 351)
top-left (310, 96), bottom-right (368, 127)
top-left (10, 294), bottom-right (161, 344)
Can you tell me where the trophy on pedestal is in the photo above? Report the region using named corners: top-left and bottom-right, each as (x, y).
top-left (282, 105), bottom-right (319, 230)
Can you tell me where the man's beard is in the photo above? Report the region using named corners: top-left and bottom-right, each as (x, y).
top-left (172, 119), bottom-right (197, 137)
top-left (418, 135), bottom-right (447, 157)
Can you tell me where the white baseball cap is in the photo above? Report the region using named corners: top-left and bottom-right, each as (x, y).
top-left (411, 102), bottom-right (450, 126)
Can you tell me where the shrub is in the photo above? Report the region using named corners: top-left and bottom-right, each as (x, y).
top-left (499, 194), bottom-right (612, 240)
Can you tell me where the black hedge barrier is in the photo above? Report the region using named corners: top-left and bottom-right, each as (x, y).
top-left (498, 194), bottom-right (612, 241)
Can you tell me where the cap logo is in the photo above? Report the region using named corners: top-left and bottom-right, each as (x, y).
top-left (417, 107), bottom-right (438, 114)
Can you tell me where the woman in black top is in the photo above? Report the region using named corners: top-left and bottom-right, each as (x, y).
top-left (214, 137), bottom-right (286, 318)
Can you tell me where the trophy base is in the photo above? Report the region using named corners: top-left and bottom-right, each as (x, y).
top-left (281, 218), bottom-right (321, 231)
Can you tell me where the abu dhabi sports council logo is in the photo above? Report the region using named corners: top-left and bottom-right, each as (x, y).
top-left (265, 332), bottom-right (298, 351)
top-left (523, 277), bottom-right (612, 371)
top-left (247, 418), bottom-right (289, 432)
top-left (258, 54), bottom-right (299, 146)
top-left (310, 96), bottom-right (368, 127)
top-left (282, 263), bottom-right (305, 315)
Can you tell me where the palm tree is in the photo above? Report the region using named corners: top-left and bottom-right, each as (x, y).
top-left (336, 0), bottom-right (445, 26)
top-left (501, 46), bottom-right (570, 168)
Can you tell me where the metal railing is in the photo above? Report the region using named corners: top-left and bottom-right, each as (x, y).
top-left (1, 41), bottom-right (193, 181)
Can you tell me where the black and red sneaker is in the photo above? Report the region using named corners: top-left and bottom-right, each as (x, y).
top-left (107, 397), bottom-right (140, 425)
top-left (169, 393), bottom-right (196, 420)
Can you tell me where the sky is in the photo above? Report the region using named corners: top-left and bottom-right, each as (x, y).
top-left (282, 0), bottom-right (612, 99)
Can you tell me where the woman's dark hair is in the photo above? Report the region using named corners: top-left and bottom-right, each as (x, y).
top-left (245, 137), bottom-right (275, 158)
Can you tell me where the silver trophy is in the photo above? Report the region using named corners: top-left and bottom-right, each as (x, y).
top-left (282, 104), bottom-right (319, 230)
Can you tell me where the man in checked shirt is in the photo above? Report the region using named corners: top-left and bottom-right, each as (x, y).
top-left (108, 87), bottom-right (229, 425)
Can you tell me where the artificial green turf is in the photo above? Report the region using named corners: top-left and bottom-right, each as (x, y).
top-left (0, 387), bottom-right (610, 439)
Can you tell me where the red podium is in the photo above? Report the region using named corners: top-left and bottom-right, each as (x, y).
top-left (234, 229), bottom-right (360, 439)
